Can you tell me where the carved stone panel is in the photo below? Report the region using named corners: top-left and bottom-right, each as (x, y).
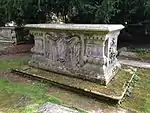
top-left (31, 31), bottom-right (44, 55)
top-left (108, 32), bottom-right (120, 65)
top-left (85, 44), bottom-right (103, 58)
top-left (33, 38), bottom-right (44, 54)
top-left (44, 32), bottom-right (84, 69)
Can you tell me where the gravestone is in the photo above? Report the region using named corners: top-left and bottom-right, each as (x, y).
top-left (37, 102), bottom-right (80, 113)
top-left (25, 24), bottom-right (124, 85)
top-left (0, 27), bottom-right (16, 42)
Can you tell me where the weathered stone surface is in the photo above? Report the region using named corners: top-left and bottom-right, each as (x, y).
top-left (26, 24), bottom-right (124, 31)
top-left (119, 51), bottom-right (137, 58)
top-left (118, 47), bottom-right (128, 53)
top-left (0, 27), bottom-right (16, 43)
top-left (12, 65), bottom-right (136, 103)
top-left (25, 24), bottom-right (124, 85)
top-left (37, 102), bottom-right (80, 113)
top-left (120, 59), bottom-right (150, 68)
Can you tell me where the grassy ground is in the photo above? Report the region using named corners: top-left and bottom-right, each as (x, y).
top-left (1, 56), bottom-right (150, 113)
top-left (0, 58), bottom-right (63, 113)
top-left (129, 48), bottom-right (150, 61)
top-left (0, 58), bottom-right (30, 72)
top-left (0, 79), bottom-right (62, 113)
top-left (0, 57), bottom-right (88, 113)
top-left (121, 68), bottom-right (150, 113)
top-left (136, 51), bottom-right (150, 61)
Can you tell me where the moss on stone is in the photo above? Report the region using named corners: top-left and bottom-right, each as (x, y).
top-left (13, 65), bottom-right (135, 101)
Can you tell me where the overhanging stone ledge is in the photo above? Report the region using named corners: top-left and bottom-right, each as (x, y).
top-left (25, 24), bottom-right (124, 32)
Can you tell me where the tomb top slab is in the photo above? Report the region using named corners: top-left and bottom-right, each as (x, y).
top-left (0, 27), bottom-right (15, 29)
top-left (25, 24), bottom-right (124, 32)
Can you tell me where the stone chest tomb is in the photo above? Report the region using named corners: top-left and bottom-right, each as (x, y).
top-left (0, 27), bottom-right (16, 42)
top-left (25, 24), bottom-right (124, 85)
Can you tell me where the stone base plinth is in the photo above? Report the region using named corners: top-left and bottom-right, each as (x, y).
top-left (12, 65), bottom-right (135, 103)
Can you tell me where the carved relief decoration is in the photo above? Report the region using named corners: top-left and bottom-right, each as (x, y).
top-left (45, 32), bottom-right (84, 69)
top-left (108, 33), bottom-right (118, 65)
top-left (34, 38), bottom-right (44, 54)
top-left (84, 35), bottom-right (104, 65)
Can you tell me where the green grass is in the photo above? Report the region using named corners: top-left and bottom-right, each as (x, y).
top-left (136, 52), bottom-right (150, 60)
top-left (0, 58), bottom-right (86, 113)
top-left (0, 58), bottom-right (63, 113)
top-left (3, 57), bottom-right (150, 113)
top-left (130, 48), bottom-right (150, 60)
top-left (0, 79), bottom-right (62, 113)
top-left (121, 68), bottom-right (150, 113)
top-left (0, 58), bottom-right (30, 72)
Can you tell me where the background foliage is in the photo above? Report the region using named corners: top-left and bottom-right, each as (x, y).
top-left (0, 0), bottom-right (150, 26)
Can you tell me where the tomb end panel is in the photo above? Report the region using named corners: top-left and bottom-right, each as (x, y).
top-left (30, 30), bottom-right (45, 55)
